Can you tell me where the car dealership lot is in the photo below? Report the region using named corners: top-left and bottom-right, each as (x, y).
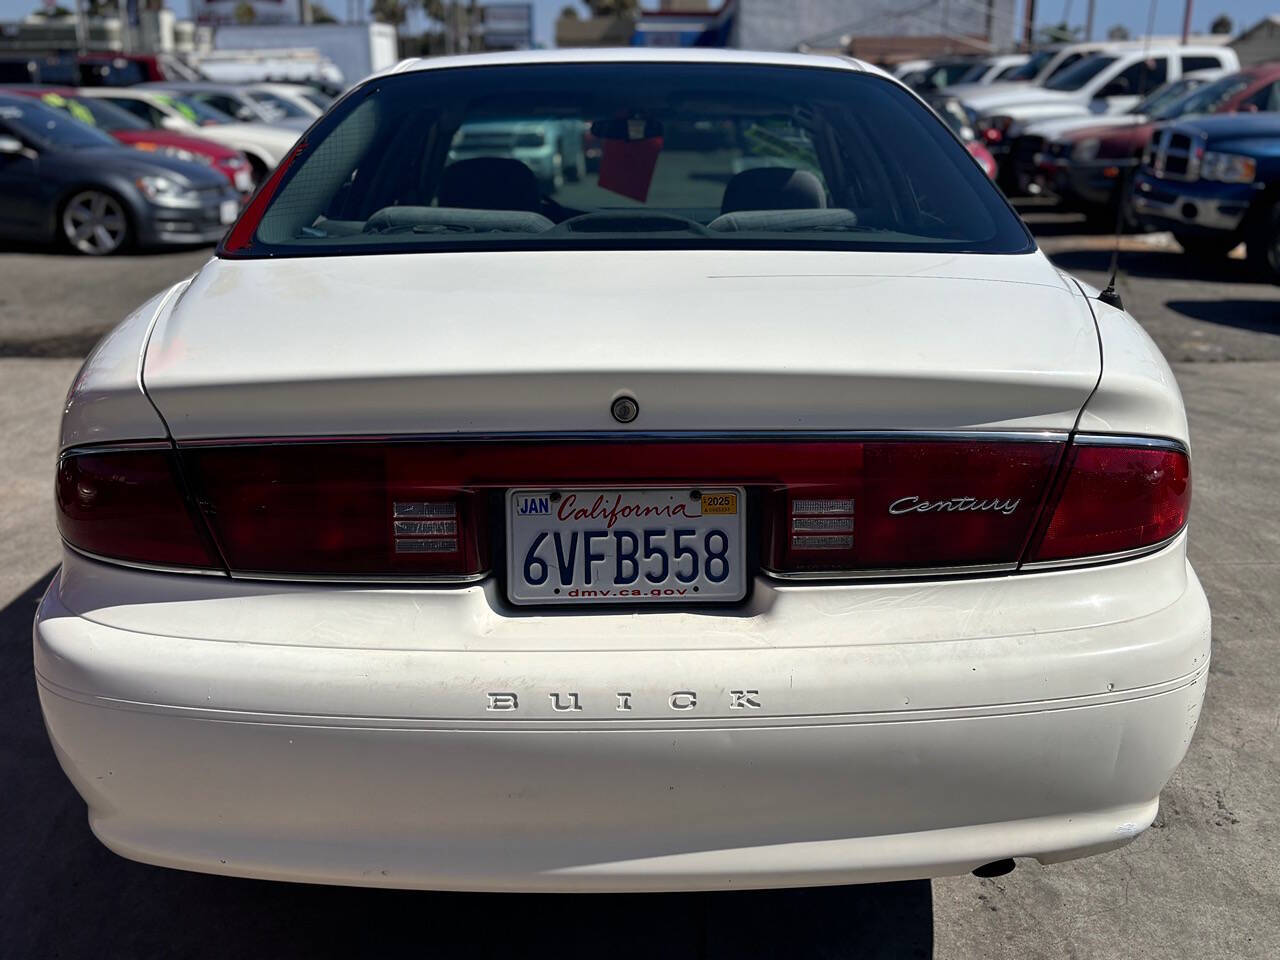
top-left (1, 217), bottom-right (1277, 958)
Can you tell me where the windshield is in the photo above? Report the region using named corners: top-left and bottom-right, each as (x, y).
top-left (1007, 50), bottom-right (1053, 82)
top-left (1155, 73), bottom-right (1253, 120)
top-left (1044, 55), bottom-right (1117, 92)
top-left (0, 96), bottom-right (118, 149)
top-left (160, 93), bottom-right (236, 126)
top-left (302, 89), bottom-right (333, 111)
top-left (1131, 78), bottom-right (1195, 116)
top-left (241, 63), bottom-right (1030, 258)
top-left (36, 91), bottom-right (149, 132)
top-left (249, 90), bottom-right (310, 119)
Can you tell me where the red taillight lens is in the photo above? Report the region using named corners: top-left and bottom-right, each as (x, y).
top-left (183, 445), bottom-right (488, 578)
top-left (1028, 442), bottom-right (1190, 563)
top-left (58, 437), bottom-right (1188, 581)
top-left (181, 439), bottom-right (1063, 579)
top-left (765, 441), bottom-right (1062, 573)
top-left (56, 449), bottom-right (220, 570)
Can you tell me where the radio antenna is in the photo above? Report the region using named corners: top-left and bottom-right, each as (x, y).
top-left (1098, 0), bottom-right (1161, 310)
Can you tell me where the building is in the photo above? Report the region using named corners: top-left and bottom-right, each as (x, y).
top-left (731, 0), bottom-right (1018, 55)
top-left (556, 0), bottom-right (1018, 55)
top-left (1230, 16), bottom-right (1280, 67)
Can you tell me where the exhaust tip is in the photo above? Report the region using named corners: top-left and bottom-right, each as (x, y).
top-left (972, 858), bottom-right (1016, 879)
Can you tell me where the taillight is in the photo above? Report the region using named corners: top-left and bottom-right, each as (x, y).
top-left (56, 448), bottom-right (220, 570)
top-left (179, 439), bottom-right (1064, 580)
top-left (218, 138), bottom-right (306, 256)
top-left (764, 440), bottom-right (1062, 574)
top-left (182, 444), bottom-right (488, 579)
top-left (1027, 441), bottom-right (1190, 564)
top-left (56, 436), bottom-right (1189, 582)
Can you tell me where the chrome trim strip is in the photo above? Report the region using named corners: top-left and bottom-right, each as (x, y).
top-left (226, 569), bottom-right (491, 585)
top-left (65, 542), bottom-right (228, 577)
top-left (764, 562), bottom-right (1018, 582)
top-left (176, 429), bottom-right (1070, 448)
top-left (1071, 433), bottom-right (1189, 454)
top-left (59, 440), bottom-right (173, 460)
top-left (1019, 531), bottom-right (1184, 571)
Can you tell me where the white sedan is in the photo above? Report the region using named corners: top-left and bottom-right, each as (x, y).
top-left (36, 48), bottom-right (1207, 893)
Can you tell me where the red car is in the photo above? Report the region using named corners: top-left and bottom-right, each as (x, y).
top-left (1041, 63), bottom-right (1280, 216)
top-left (3, 86), bottom-right (255, 195)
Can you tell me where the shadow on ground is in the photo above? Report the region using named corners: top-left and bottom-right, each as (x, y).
top-left (0, 571), bottom-right (933, 960)
top-left (1047, 247), bottom-right (1264, 285)
top-left (1165, 299), bottom-right (1280, 333)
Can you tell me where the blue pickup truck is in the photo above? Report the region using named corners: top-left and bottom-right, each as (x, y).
top-left (1131, 112), bottom-right (1280, 280)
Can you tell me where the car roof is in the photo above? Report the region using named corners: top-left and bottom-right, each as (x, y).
top-left (0, 85), bottom-right (75, 96)
top-left (386, 47), bottom-right (873, 79)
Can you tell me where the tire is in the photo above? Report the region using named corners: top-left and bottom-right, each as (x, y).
top-left (1245, 201), bottom-right (1280, 283)
top-left (1173, 232), bottom-right (1239, 259)
top-left (60, 189), bottom-right (131, 256)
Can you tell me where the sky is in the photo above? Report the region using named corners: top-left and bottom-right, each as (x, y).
top-left (1, 0), bottom-right (1276, 49)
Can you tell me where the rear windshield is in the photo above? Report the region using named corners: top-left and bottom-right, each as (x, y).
top-left (243, 63), bottom-right (1031, 258)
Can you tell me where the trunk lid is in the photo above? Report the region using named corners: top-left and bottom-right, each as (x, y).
top-left (143, 249), bottom-right (1099, 439)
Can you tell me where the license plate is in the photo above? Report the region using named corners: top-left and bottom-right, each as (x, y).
top-left (219, 199), bottom-right (239, 224)
top-left (507, 487), bottom-right (747, 605)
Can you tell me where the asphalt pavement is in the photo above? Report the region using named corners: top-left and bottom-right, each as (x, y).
top-left (0, 215), bottom-right (1277, 959)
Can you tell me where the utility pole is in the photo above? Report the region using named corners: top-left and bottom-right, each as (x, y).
top-left (1181, 0), bottom-right (1193, 43)
top-left (1084, 0), bottom-right (1095, 41)
top-left (1022, 0), bottom-right (1036, 49)
top-left (73, 0), bottom-right (87, 53)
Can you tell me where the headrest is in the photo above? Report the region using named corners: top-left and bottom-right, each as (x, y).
top-left (720, 167), bottom-right (827, 215)
top-left (439, 157), bottom-right (541, 213)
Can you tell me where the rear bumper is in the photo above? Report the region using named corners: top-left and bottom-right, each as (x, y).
top-left (34, 542), bottom-right (1210, 892)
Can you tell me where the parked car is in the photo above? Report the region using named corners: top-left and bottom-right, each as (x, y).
top-left (0, 53), bottom-right (77, 86)
top-left (899, 59), bottom-right (981, 94)
top-left (1131, 112), bottom-right (1280, 277)
top-left (947, 40), bottom-right (1156, 99)
top-left (139, 81), bottom-right (312, 132)
top-left (75, 52), bottom-right (206, 86)
top-left (35, 50), bottom-right (1206, 893)
top-left (0, 93), bottom-right (240, 254)
top-left (969, 46), bottom-right (1239, 183)
top-left (447, 118), bottom-right (586, 192)
top-left (1039, 65), bottom-right (1280, 216)
top-left (244, 82), bottom-right (333, 120)
top-left (953, 54), bottom-right (1030, 86)
top-left (3, 87), bottom-right (255, 194)
top-left (1006, 69), bottom-right (1229, 192)
top-left (925, 93), bottom-right (997, 178)
top-left (0, 51), bottom-right (203, 87)
top-left (75, 87), bottom-right (300, 181)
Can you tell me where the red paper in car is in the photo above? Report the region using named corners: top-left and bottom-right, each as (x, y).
top-left (598, 136), bottom-right (664, 202)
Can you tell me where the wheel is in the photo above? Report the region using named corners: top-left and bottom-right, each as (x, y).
top-left (60, 189), bottom-right (130, 256)
top-left (1173, 232), bottom-right (1239, 259)
top-left (1245, 201), bottom-right (1280, 282)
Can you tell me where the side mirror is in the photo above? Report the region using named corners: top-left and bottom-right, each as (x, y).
top-left (159, 115), bottom-right (186, 131)
top-left (235, 107), bottom-right (257, 122)
top-left (0, 134), bottom-right (25, 155)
